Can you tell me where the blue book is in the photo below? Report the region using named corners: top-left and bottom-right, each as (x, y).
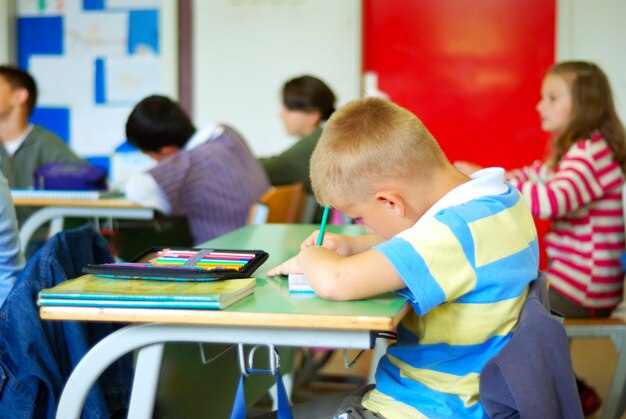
top-left (38, 275), bottom-right (256, 310)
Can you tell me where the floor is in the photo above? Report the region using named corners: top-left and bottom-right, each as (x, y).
top-left (251, 340), bottom-right (625, 418)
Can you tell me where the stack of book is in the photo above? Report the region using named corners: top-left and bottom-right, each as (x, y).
top-left (38, 275), bottom-right (256, 310)
top-left (38, 247), bottom-right (267, 310)
top-left (10, 188), bottom-right (122, 200)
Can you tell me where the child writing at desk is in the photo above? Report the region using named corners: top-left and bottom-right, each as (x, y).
top-left (268, 97), bottom-right (540, 418)
top-left (455, 61), bottom-right (626, 415)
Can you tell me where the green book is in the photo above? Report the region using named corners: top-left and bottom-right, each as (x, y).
top-left (38, 275), bottom-right (256, 310)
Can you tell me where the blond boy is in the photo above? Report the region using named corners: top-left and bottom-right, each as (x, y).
top-left (269, 97), bottom-right (539, 418)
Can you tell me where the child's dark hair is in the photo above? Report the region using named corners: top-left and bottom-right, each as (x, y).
top-left (549, 61), bottom-right (626, 172)
top-left (282, 75), bottom-right (336, 121)
top-left (126, 95), bottom-right (196, 152)
top-left (0, 65), bottom-right (37, 117)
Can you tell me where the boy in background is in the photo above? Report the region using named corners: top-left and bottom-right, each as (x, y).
top-left (268, 97), bottom-right (539, 417)
top-left (0, 65), bottom-right (82, 188)
top-left (125, 95), bottom-right (269, 245)
top-left (0, 65), bottom-right (83, 257)
top-left (260, 75), bottom-right (336, 195)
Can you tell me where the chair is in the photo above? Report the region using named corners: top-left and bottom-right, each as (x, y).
top-left (248, 182), bottom-right (305, 224)
top-left (479, 275), bottom-right (583, 418)
top-left (0, 225), bottom-right (132, 418)
top-left (298, 193), bottom-right (318, 224)
top-left (559, 182), bottom-right (626, 419)
top-left (564, 317), bottom-right (626, 419)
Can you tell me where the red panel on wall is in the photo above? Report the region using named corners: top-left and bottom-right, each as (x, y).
top-left (363, 0), bottom-right (556, 169)
top-left (364, 0), bottom-right (556, 267)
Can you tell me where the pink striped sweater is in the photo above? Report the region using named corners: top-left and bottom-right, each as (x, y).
top-left (507, 132), bottom-right (625, 309)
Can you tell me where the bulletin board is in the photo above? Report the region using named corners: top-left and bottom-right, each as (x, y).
top-left (15, 0), bottom-right (175, 172)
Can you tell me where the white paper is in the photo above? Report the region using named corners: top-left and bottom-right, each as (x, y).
top-left (65, 10), bottom-right (128, 57)
top-left (105, 56), bottom-right (160, 104)
top-left (106, 0), bottom-right (161, 9)
top-left (288, 273), bottom-right (314, 293)
top-left (29, 56), bottom-right (94, 107)
top-left (70, 106), bottom-right (132, 155)
top-left (110, 151), bottom-right (157, 190)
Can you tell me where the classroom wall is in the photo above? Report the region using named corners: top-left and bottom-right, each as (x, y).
top-left (2, 1), bottom-right (625, 166)
top-left (0, 1), bottom-right (15, 63)
top-left (191, 0), bottom-right (362, 157)
top-left (557, 0), bottom-right (626, 125)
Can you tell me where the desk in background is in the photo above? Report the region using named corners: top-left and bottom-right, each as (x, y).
top-left (11, 193), bottom-right (155, 254)
top-left (40, 224), bottom-right (410, 419)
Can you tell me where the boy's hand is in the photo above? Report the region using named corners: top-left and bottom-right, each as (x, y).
top-left (266, 255), bottom-right (302, 276)
top-left (301, 231), bottom-right (353, 256)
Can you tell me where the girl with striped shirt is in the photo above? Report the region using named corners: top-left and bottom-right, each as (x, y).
top-left (509, 61), bottom-right (626, 317)
top-left (457, 61), bottom-right (626, 415)
top-left (458, 61), bottom-right (626, 316)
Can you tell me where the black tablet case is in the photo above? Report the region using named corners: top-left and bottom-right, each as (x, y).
top-left (83, 247), bottom-right (269, 281)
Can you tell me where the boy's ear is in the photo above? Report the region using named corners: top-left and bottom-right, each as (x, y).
top-left (11, 87), bottom-right (29, 107)
top-left (144, 145), bottom-right (179, 162)
top-left (375, 191), bottom-right (406, 217)
top-left (158, 145), bottom-right (179, 158)
top-left (306, 109), bottom-right (323, 126)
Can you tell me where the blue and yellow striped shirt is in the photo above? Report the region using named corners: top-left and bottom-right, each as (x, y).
top-left (364, 168), bottom-right (539, 418)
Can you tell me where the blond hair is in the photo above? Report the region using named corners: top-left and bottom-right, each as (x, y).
top-left (310, 97), bottom-right (447, 207)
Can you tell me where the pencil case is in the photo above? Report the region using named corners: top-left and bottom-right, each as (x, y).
top-left (83, 247), bottom-right (269, 281)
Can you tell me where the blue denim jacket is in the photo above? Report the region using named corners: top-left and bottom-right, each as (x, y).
top-left (0, 225), bottom-right (132, 418)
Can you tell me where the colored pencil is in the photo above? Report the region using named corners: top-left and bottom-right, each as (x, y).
top-left (317, 206), bottom-right (331, 246)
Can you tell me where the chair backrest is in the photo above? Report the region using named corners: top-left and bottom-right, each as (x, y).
top-left (248, 182), bottom-right (304, 224)
top-left (479, 274), bottom-right (583, 418)
top-left (298, 193), bottom-right (318, 224)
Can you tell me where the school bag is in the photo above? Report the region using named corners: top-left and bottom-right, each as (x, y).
top-left (33, 162), bottom-right (108, 191)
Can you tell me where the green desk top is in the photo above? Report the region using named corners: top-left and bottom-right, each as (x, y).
top-left (41, 224), bottom-right (409, 331)
top-left (204, 224), bottom-right (409, 327)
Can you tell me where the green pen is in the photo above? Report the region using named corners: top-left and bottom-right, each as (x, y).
top-left (317, 206), bottom-right (331, 246)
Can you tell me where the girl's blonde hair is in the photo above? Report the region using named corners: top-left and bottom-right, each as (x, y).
top-left (548, 61), bottom-right (626, 171)
top-left (310, 97), bottom-right (447, 207)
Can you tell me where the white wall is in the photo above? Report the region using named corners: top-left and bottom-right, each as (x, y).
top-left (192, 0), bottom-right (362, 157)
top-left (0, 1), bottom-right (15, 63)
top-left (160, 0), bottom-right (178, 99)
top-left (557, 0), bottom-right (626, 124)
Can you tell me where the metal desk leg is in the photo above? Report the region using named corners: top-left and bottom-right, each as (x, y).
top-left (127, 343), bottom-right (164, 419)
top-left (55, 324), bottom-right (164, 419)
top-left (368, 338), bottom-right (388, 384)
top-left (49, 216), bottom-right (65, 237)
top-left (566, 324), bottom-right (626, 419)
top-left (56, 323), bottom-right (374, 419)
top-left (269, 373), bottom-right (293, 410)
top-left (19, 206), bottom-right (155, 253)
top-left (602, 332), bottom-right (626, 419)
